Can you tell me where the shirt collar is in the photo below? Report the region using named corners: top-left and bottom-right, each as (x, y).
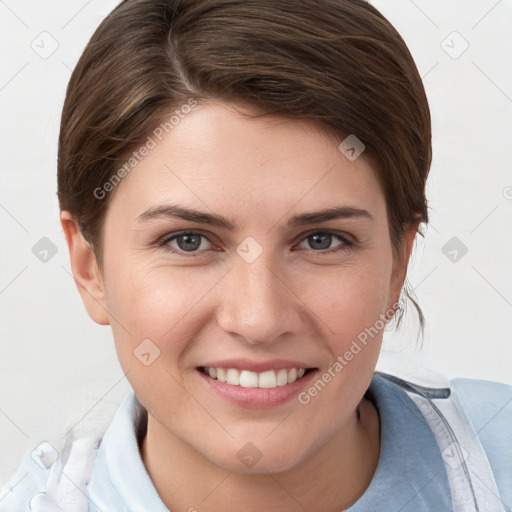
top-left (87, 391), bottom-right (168, 512)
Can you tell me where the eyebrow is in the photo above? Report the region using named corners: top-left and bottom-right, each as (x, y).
top-left (136, 204), bottom-right (374, 230)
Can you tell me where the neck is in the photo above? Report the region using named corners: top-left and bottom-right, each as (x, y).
top-left (141, 398), bottom-right (380, 512)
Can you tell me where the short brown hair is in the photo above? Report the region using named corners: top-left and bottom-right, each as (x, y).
top-left (58, 0), bottom-right (431, 329)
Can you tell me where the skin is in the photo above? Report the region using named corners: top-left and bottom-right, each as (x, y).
top-left (61, 101), bottom-right (417, 512)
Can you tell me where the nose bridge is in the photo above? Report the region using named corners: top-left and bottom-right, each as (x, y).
top-left (242, 253), bottom-right (284, 306)
top-left (217, 245), bottom-right (299, 344)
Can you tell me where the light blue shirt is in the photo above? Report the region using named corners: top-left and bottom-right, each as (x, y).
top-left (1, 373), bottom-right (510, 511)
top-left (86, 373), bottom-right (512, 511)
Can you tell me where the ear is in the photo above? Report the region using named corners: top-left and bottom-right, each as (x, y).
top-left (388, 223), bottom-right (419, 310)
top-left (60, 211), bottom-right (110, 325)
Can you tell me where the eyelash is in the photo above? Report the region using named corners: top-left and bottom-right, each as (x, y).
top-left (155, 230), bottom-right (356, 258)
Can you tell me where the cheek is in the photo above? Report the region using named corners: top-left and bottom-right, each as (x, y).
top-left (302, 258), bottom-right (393, 343)
top-left (296, 261), bottom-right (392, 419)
top-left (103, 259), bottom-right (215, 362)
top-left (298, 262), bottom-right (393, 406)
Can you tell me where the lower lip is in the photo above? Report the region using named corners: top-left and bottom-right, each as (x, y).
top-left (196, 369), bottom-right (318, 409)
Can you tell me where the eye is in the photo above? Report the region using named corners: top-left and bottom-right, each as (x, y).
top-left (157, 231), bottom-right (214, 255)
top-left (296, 230), bottom-right (354, 254)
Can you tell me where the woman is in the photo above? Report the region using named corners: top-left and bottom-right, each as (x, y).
top-left (1, 0), bottom-right (510, 511)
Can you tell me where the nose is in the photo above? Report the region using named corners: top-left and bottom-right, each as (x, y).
top-left (216, 251), bottom-right (302, 345)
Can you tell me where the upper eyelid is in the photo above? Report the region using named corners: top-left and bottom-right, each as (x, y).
top-left (297, 228), bottom-right (353, 241)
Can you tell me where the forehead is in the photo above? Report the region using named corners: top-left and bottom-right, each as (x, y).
top-left (107, 102), bottom-right (385, 224)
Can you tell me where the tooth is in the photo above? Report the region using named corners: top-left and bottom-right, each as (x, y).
top-left (287, 368), bottom-right (298, 384)
top-left (210, 367), bottom-right (308, 387)
top-left (239, 370), bottom-right (259, 388)
top-left (276, 369), bottom-right (288, 386)
top-left (259, 370), bottom-right (277, 388)
top-left (226, 368), bottom-right (240, 385)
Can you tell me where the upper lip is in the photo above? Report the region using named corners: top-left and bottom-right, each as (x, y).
top-left (199, 358), bottom-right (317, 373)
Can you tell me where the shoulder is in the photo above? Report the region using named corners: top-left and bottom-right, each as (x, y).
top-left (0, 433), bottom-right (103, 512)
top-left (449, 377), bottom-right (512, 507)
top-left (449, 377), bottom-right (512, 430)
top-left (374, 371), bottom-right (512, 510)
top-left (449, 377), bottom-right (512, 461)
top-left (376, 371), bottom-right (512, 465)
top-left (0, 446), bottom-right (49, 512)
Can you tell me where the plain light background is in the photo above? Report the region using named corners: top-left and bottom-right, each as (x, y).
top-left (1, 0), bottom-right (511, 484)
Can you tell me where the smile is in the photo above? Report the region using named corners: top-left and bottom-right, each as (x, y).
top-left (199, 366), bottom-right (310, 388)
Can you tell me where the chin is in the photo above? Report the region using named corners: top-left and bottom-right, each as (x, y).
top-left (201, 438), bottom-right (314, 476)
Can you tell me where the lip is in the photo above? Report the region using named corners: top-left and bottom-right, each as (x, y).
top-left (199, 358), bottom-right (315, 373)
top-left (196, 366), bottom-right (319, 409)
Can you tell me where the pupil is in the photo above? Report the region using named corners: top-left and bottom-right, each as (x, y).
top-left (310, 233), bottom-right (331, 250)
top-left (178, 234), bottom-right (200, 251)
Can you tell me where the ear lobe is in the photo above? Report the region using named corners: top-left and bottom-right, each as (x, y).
top-left (389, 224), bottom-right (418, 309)
top-left (60, 211), bottom-right (110, 326)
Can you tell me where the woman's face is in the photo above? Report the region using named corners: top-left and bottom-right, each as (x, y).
top-left (84, 101), bottom-right (411, 473)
